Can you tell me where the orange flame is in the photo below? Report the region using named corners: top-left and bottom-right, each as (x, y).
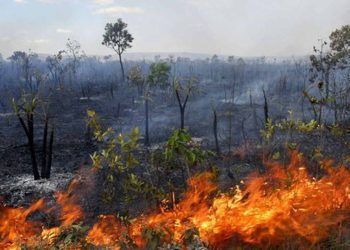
top-left (0, 199), bottom-right (44, 249)
top-left (87, 152), bottom-right (350, 248)
top-left (2, 152), bottom-right (350, 249)
top-left (55, 179), bottom-right (84, 227)
top-left (0, 178), bottom-right (84, 249)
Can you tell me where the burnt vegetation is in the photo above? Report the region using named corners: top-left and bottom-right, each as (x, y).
top-left (0, 21), bottom-right (350, 249)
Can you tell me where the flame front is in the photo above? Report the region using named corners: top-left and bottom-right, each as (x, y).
top-left (87, 152), bottom-right (350, 248)
top-left (2, 152), bottom-right (350, 249)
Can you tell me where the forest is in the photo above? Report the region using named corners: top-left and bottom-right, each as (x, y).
top-left (1, 6), bottom-right (350, 250)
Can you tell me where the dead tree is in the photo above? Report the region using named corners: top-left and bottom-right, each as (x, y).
top-left (262, 88), bottom-right (269, 124)
top-left (45, 127), bottom-right (54, 179)
top-left (13, 96), bottom-right (40, 179)
top-left (41, 116), bottom-right (54, 179)
top-left (175, 89), bottom-right (189, 130)
top-left (13, 95), bottom-right (54, 180)
top-left (144, 94), bottom-right (150, 146)
top-left (41, 117), bottom-right (48, 178)
top-left (174, 77), bottom-right (196, 130)
top-left (212, 108), bottom-right (220, 155)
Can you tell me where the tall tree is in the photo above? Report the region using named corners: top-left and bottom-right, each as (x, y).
top-left (102, 19), bottom-right (134, 82)
top-left (143, 62), bottom-right (171, 145)
top-left (8, 50), bottom-right (38, 92)
top-left (309, 40), bottom-right (335, 99)
top-left (330, 25), bottom-right (350, 64)
top-left (46, 50), bottom-right (66, 87)
top-left (66, 39), bottom-right (85, 90)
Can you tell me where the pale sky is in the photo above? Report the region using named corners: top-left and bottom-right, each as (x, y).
top-left (0, 0), bottom-right (349, 58)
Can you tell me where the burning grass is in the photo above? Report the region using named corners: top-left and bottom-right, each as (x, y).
top-left (2, 151), bottom-right (350, 249)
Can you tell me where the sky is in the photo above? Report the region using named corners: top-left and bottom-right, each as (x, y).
top-left (0, 0), bottom-right (349, 58)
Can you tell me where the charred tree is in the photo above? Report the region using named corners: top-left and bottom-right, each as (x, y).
top-left (144, 96), bottom-right (150, 146)
top-left (262, 88), bottom-right (269, 124)
top-left (175, 88), bottom-right (189, 130)
top-left (213, 108), bottom-right (220, 155)
top-left (26, 112), bottom-right (40, 180)
top-left (41, 117), bottom-right (48, 178)
top-left (13, 96), bottom-right (54, 180)
top-left (45, 127), bottom-right (54, 179)
top-left (13, 97), bottom-right (40, 180)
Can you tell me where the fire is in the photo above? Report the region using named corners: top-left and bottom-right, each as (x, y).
top-left (87, 152), bottom-right (350, 248)
top-left (2, 152), bottom-right (350, 249)
top-left (0, 178), bottom-right (84, 249)
top-left (41, 178), bottom-right (84, 244)
top-left (55, 179), bottom-right (84, 227)
top-left (0, 199), bottom-right (44, 249)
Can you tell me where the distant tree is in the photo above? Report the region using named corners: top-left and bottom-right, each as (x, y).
top-left (210, 54), bottom-right (219, 80)
top-left (211, 105), bottom-right (220, 154)
top-left (65, 39), bottom-right (85, 90)
top-left (308, 26), bottom-right (350, 123)
top-left (46, 50), bottom-right (66, 87)
top-left (102, 19), bottom-right (134, 82)
top-left (8, 51), bottom-right (27, 69)
top-left (329, 25), bottom-right (350, 122)
top-left (8, 50), bottom-right (38, 91)
top-left (262, 88), bottom-right (269, 124)
top-left (236, 57), bottom-right (246, 88)
top-left (174, 76), bottom-right (198, 130)
top-left (143, 62), bottom-right (171, 145)
top-left (330, 25), bottom-right (350, 65)
top-left (147, 62), bottom-right (171, 87)
top-left (309, 40), bottom-right (335, 99)
top-left (227, 56), bottom-right (235, 64)
top-left (128, 65), bottom-right (145, 96)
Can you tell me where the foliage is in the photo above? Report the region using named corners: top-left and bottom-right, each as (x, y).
top-left (142, 228), bottom-right (166, 250)
top-left (173, 76), bottom-right (199, 97)
top-left (261, 112), bottom-right (322, 145)
top-left (53, 223), bottom-right (90, 249)
top-left (87, 110), bottom-right (161, 203)
top-left (165, 129), bottom-right (207, 166)
top-left (65, 39), bottom-right (85, 82)
top-left (330, 25), bottom-right (350, 65)
top-left (260, 118), bottom-right (275, 143)
top-left (102, 19), bottom-right (134, 55)
top-left (102, 18), bottom-right (133, 81)
top-left (148, 62), bottom-right (171, 87)
top-left (128, 65), bottom-right (145, 95)
top-left (140, 226), bottom-right (208, 250)
top-left (12, 93), bottom-right (38, 116)
top-left (164, 129), bottom-right (213, 179)
top-left (308, 25), bottom-right (350, 123)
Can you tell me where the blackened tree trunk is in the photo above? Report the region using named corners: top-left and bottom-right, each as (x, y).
top-left (118, 53), bottom-right (125, 82)
top-left (41, 117), bottom-right (48, 178)
top-left (213, 109), bottom-right (220, 154)
top-left (180, 107), bottom-right (185, 130)
top-left (45, 127), bottom-right (54, 179)
top-left (262, 88), bottom-right (269, 124)
top-left (144, 97), bottom-right (150, 146)
top-left (325, 66), bottom-right (330, 99)
top-left (175, 89), bottom-right (189, 130)
top-left (27, 113), bottom-right (40, 180)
